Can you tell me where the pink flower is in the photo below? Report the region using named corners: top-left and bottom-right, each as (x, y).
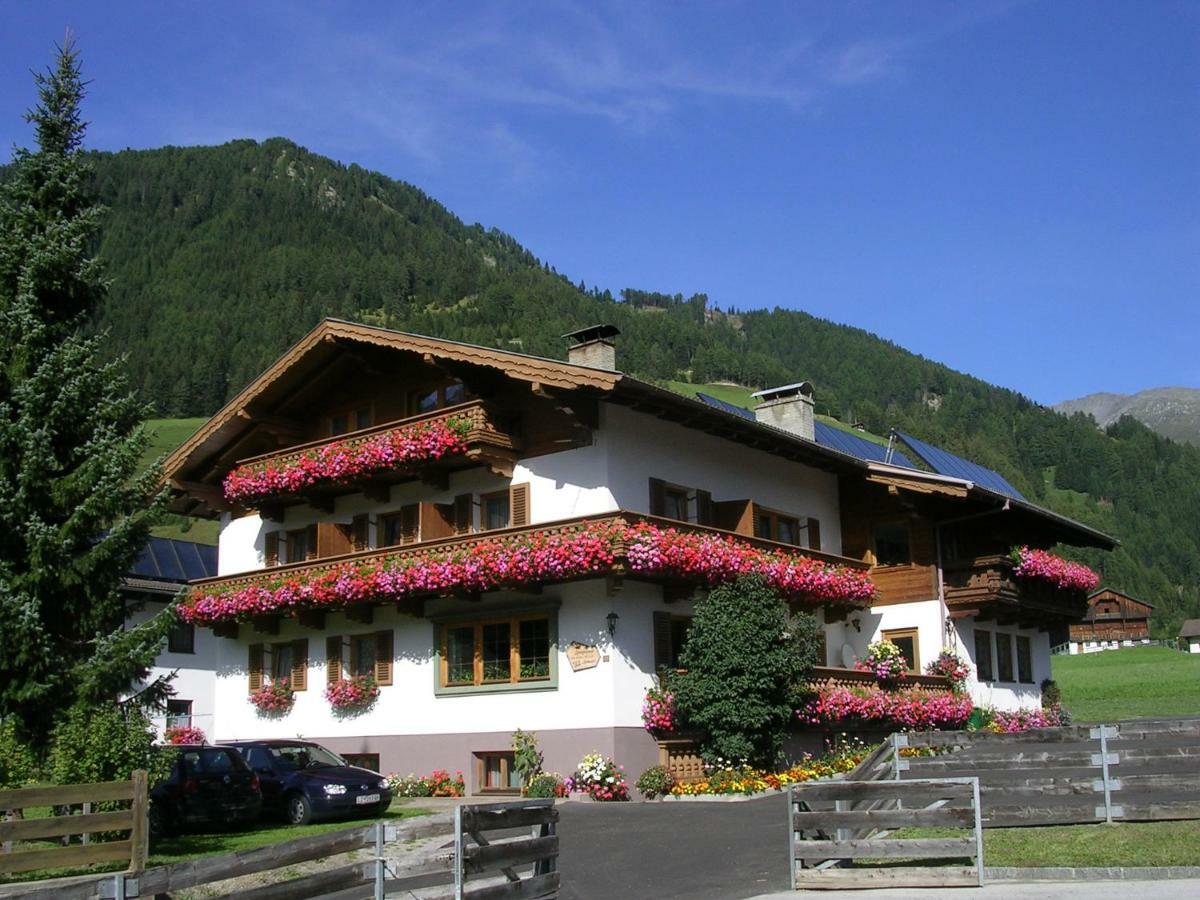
top-left (799, 685), bottom-right (973, 729)
top-left (1011, 547), bottom-right (1099, 593)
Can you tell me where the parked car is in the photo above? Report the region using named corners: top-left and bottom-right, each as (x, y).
top-left (226, 740), bottom-right (392, 825)
top-left (149, 744), bottom-right (262, 839)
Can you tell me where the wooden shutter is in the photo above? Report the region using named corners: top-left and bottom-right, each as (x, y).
top-left (453, 494), bottom-right (473, 534)
top-left (807, 518), bottom-right (822, 551)
top-left (317, 521), bottom-right (353, 558)
top-left (326, 636), bottom-right (342, 685)
top-left (264, 532), bottom-right (279, 567)
top-left (305, 523), bottom-right (319, 560)
top-left (351, 514), bottom-right (369, 551)
top-left (422, 502), bottom-right (456, 540)
top-left (291, 639), bottom-right (308, 691)
top-left (648, 478), bottom-right (666, 516)
top-left (400, 504), bottom-right (419, 544)
top-left (510, 483), bottom-right (530, 527)
top-left (652, 612), bottom-right (673, 674)
top-left (714, 499), bottom-right (754, 535)
top-left (695, 490), bottom-right (714, 526)
top-left (248, 643), bottom-right (264, 692)
top-left (374, 630), bottom-right (394, 686)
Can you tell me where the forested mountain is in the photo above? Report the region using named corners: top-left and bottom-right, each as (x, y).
top-left (31, 138), bottom-right (1200, 635)
top-left (1056, 388), bottom-right (1200, 447)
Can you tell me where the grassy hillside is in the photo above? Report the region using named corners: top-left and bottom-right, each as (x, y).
top-left (1052, 646), bottom-right (1200, 721)
top-left (141, 418), bottom-right (217, 544)
top-left (41, 137), bottom-right (1198, 633)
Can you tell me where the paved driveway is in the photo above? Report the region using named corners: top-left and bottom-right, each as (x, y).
top-left (556, 794), bottom-right (790, 900)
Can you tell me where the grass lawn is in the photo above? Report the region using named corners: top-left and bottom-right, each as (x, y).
top-left (894, 820), bottom-right (1200, 867)
top-left (1052, 646), bottom-right (1200, 722)
top-left (138, 417), bottom-right (219, 545)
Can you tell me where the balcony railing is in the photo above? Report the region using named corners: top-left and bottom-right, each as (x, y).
top-left (943, 554), bottom-right (1089, 621)
top-left (183, 511), bottom-right (874, 630)
top-left (224, 401), bottom-right (521, 509)
top-left (808, 665), bottom-right (951, 692)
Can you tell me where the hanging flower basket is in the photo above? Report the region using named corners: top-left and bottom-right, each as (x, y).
top-left (181, 518), bottom-right (876, 626)
top-left (925, 649), bottom-right (971, 693)
top-left (222, 416), bottom-right (472, 504)
top-left (250, 678), bottom-right (295, 714)
top-left (1010, 547), bottom-right (1099, 593)
top-left (325, 674), bottom-right (380, 712)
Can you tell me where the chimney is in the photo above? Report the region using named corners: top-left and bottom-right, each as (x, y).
top-left (752, 382), bottom-right (816, 441)
top-left (563, 324), bottom-right (620, 370)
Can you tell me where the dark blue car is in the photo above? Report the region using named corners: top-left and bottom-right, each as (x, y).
top-left (226, 740), bottom-right (392, 825)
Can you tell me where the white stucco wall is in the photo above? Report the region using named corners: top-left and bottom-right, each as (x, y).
top-left (822, 599), bottom-right (947, 672)
top-left (127, 599), bottom-right (218, 737)
top-left (211, 579), bottom-right (681, 742)
top-left (954, 619), bottom-right (1049, 711)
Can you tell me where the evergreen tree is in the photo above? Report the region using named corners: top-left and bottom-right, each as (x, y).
top-left (0, 41), bottom-right (169, 747)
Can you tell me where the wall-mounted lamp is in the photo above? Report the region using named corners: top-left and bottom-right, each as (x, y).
top-left (849, 617), bottom-right (862, 633)
top-left (606, 611), bottom-right (620, 637)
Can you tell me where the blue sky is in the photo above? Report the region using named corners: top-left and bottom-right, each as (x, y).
top-left (2, 1), bottom-right (1196, 405)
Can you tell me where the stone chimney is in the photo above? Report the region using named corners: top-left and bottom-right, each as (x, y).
top-left (752, 382), bottom-right (816, 441)
top-left (563, 324), bottom-right (620, 370)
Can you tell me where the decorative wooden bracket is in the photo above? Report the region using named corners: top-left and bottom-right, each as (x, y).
top-left (662, 584), bottom-right (691, 604)
top-left (298, 610), bottom-right (326, 630)
top-left (346, 604), bottom-right (375, 625)
top-left (212, 622), bottom-right (239, 640)
top-left (251, 615), bottom-right (280, 635)
top-left (606, 574), bottom-right (624, 597)
top-left (259, 502), bottom-right (285, 523)
top-left (421, 470), bottom-right (451, 491)
top-left (307, 494), bottom-right (335, 514)
top-left (363, 483), bottom-right (391, 504)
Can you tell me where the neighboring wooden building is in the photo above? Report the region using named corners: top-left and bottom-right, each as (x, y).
top-left (161, 320), bottom-right (1115, 787)
top-left (1180, 619), bottom-right (1200, 655)
top-left (1067, 589), bottom-right (1154, 652)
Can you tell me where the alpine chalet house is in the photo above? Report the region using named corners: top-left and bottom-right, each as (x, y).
top-left (1065, 588), bottom-right (1153, 654)
top-left (163, 320), bottom-right (1112, 787)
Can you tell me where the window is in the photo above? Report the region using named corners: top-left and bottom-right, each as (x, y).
top-left (481, 491), bottom-right (511, 531)
top-left (413, 381), bottom-right (467, 414)
top-left (166, 699), bottom-right (192, 729)
top-left (249, 640), bottom-right (308, 692)
top-left (350, 633), bottom-right (377, 678)
top-left (872, 522), bottom-right (912, 566)
top-left (380, 505), bottom-right (419, 547)
top-left (996, 632), bottom-right (1015, 682)
top-left (882, 628), bottom-right (920, 673)
top-left (326, 631), bottom-right (394, 686)
top-left (286, 527), bottom-right (316, 563)
top-left (168, 618), bottom-right (195, 654)
top-left (343, 753), bottom-right (381, 772)
top-left (974, 630), bottom-right (993, 682)
top-left (755, 507), bottom-right (801, 545)
top-left (662, 485), bottom-right (689, 522)
top-left (438, 615), bottom-right (553, 689)
top-left (328, 407), bottom-right (372, 436)
top-left (272, 642), bottom-right (295, 682)
top-left (1016, 635), bottom-right (1033, 684)
top-left (475, 751), bottom-right (520, 794)
top-left (653, 612), bottom-right (692, 673)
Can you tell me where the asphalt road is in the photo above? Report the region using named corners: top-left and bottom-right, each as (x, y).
top-left (556, 794), bottom-right (791, 900)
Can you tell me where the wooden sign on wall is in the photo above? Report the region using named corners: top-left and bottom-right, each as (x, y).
top-left (566, 642), bottom-right (600, 671)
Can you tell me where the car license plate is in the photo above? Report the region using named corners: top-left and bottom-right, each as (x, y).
top-left (356, 793), bottom-right (380, 805)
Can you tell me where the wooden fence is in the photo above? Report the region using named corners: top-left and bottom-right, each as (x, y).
top-left (1, 798), bottom-right (558, 900)
top-left (788, 777), bottom-right (984, 890)
top-left (0, 772), bottom-right (147, 879)
top-left (850, 718), bottom-right (1200, 827)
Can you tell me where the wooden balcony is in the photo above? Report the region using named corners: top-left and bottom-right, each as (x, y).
top-left (943, 554), bottom-right (1089, 625)
top-left (187, 511), bottom-right (872, 633)
top-left (230, 401), bottom-right (521, 515)
top-left (808, 665), bottom-right (951, 692)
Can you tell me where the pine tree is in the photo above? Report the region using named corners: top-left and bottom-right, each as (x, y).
top-left (0, 40), bottom-right (169, 747)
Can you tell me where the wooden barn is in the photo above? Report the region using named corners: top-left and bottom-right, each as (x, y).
top-left (1067, 588), bottom-right (1153, 652)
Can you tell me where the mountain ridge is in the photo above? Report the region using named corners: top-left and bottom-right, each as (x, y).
top-left (1055, 387), bottom-right (1200, 447)
top-left (21, 136), bottom-right (1195, 635)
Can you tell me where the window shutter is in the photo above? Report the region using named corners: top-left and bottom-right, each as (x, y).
top-left (713, 499), bottom-right (754, 534)
top-left (423, 502), bottom-right (456, 540)
top-left (453, 494), bottom-right (473, 534)
top-left (652, 612), bottom-right (673, 674)
top-left (291, 639), bottom-right (308, 691)
top-left (509, 483), bottom-right (530, 527)
top-left (648, 478), bottom-right (666, 517)
top-left (349, 636), bottom-right (360, 679)
top-left (807, 518), bottom-right (822, 551)
top-left (351, 514), bottom-right (369, 551)
top-left (264, 533), bottom-right (279, 567)
top-left (695, 490), bottom-right (714, 526)
top-left (248, 643), bottom-right (264, 692)
top-left (374, 630), bottom-right (394, 686)
top-left (305, 524), bottom-right (319, 560)
top-left (318, 521), bottom-right (353, 557)
top-left (326, 636), bottom-right (342, 685)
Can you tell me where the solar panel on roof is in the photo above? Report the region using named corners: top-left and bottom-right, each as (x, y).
top-left (897, 431), bottom-right (1025, 500)
top-left (695, 391), bottom-right (755, 421)
top-left (813, 421), bottom-right (916, 468)
top-left (128, 536), bottom-right (217, 582)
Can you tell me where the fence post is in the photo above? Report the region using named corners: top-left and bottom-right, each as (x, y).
top-left (890, 733), bottom-right (909, 781)
top-left (786, 786), bottom-right (796, 891)
top-left (129, 770), bottom-right (148, 874)
top-left (374, 819), bottom-right (385, 900)
top-left (1091, 724), bottom-right (1122, 823)
top-left (971, 776), bottom-right (984, 887)
top-left (453, 802), bottom-right (464, 900)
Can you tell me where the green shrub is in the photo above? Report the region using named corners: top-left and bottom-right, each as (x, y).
top-left (634, 765), bottom-right (675, 800)
top-left (672, 575), bottom-right (821, 768)
top-left (0, 719), bottom-right (39, 788)
top-left (47, 704), bottom-right (172, 787)
top-left (526, 772), bottom-right (565, 798)
top-left (511, 729), bottom-right (543, 788)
